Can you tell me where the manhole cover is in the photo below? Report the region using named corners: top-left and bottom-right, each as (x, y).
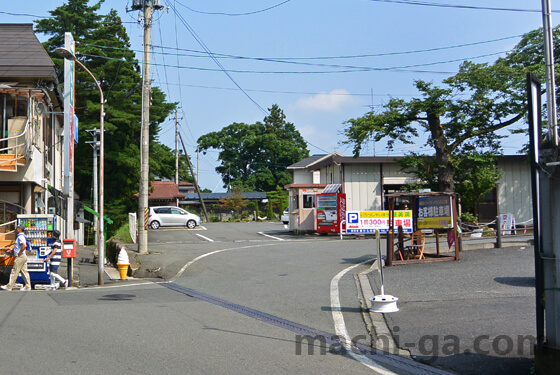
top-left (99, 294), bottom-right (136, 301)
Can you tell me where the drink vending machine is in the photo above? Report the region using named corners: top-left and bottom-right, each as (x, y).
top-left (316, 193), bottom-right (346, 234)
top-left (16, 214), bottom-right (57, 287)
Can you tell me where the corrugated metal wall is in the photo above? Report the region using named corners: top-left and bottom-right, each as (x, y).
top-left (497, 160), bottom-right (532, 223)
top-left (343, 163), bottom-right (381, 211)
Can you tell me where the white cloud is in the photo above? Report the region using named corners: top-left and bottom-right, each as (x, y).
top-left (292, 89), bottom-right (358, 112)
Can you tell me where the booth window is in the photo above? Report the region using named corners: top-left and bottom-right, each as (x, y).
top-left (290, 195), bottom-right (299, 210)
top-left (303, 194), bottom-right (315, 208)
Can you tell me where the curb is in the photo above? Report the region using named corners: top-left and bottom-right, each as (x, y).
top-left (357, 262), bottom-right (411, 357)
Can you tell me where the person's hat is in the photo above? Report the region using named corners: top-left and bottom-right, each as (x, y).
top-left (52, 230), bottom-right (61, 239)
top-left (16, 224), bottom-right (25, 231)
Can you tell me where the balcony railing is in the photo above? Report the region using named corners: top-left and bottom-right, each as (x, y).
top-left (0, 117), bottom-right (30, 172)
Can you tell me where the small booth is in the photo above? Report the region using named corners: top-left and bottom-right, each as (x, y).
top-left (386, 192), bottom-right (460, 266)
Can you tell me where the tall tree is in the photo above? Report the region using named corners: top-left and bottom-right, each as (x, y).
top-left (340, 25), bottom-right (560, 213)
top-left (198, 104), bottom-right (309, 192)
top-left (36, 0), bottom-right (180, 232)
top-left (343, 65), bottom-right (523, 194)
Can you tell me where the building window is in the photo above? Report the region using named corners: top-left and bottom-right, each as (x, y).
top-left (303, 194), bottom-right (315, 208)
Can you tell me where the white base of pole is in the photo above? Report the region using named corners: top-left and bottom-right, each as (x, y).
top-left (369, 295), bottom-right (399, 313)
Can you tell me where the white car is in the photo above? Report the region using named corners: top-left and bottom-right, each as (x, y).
top-left (148, 206), bottom-right (201, 230)
top-left (281, 208), bottom-right (290, 224)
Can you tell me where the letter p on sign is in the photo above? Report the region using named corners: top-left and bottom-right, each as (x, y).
top-left (62, 239), bottom-right (77, 258)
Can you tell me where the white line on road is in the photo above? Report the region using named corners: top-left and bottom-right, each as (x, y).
top-left (169, 243), bottom-right (281, 282)
top-left (257, 232), bottom-right (285, 241)
top-left (330, 261), bottom-right (397, 374)
top-left (195, 233), bottom-right (215, 242)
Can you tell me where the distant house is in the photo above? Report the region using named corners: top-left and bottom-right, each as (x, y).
top-left (285, 152), bottom-right (531, 233)
top-left (133, 180), bottom-right (185, 207)
top-left (178, 181), bottom-right (195, 196)
top-left (180, 192), bottom-right (267, 208)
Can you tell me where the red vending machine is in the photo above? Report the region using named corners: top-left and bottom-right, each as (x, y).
top-left (316, 193), bottom-right (346, 234)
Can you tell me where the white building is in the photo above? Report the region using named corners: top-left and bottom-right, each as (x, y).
top-left (285, 152), bottom-right (531, 233)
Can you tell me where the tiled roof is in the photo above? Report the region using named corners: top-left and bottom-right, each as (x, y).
top-left (149, 181), bottom-right (185, 200)
top-left (182, 192), bottom-right (267, 200)
top-left (0, 24), bottom-right (56, 80)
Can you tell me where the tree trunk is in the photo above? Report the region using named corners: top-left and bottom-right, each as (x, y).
top-left (428, 113), bottom-right (455, 192)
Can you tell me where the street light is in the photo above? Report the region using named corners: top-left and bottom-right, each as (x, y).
top-left (55, 47), bottom-right (105, 286)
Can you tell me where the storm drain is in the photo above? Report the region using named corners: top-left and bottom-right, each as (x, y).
top-left (163, 282), bottom-right (451, 375)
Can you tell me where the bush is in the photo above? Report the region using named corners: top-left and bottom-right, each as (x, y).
top-left (460, 212), bottom-right (478, 223)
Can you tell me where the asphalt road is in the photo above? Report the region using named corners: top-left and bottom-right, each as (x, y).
top-left (1, 222), bottom-right (532, 374)
top-left (1, 222), bottom-right (403, 375)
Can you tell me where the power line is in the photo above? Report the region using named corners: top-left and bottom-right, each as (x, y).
top-left (80, 49), bottom-right (510, 75)
top-left (156, 17), bottom-right (172, 98)
top-left (0, 10), bottom-right (48, 18)
top-left (173, 0), bottom-right (184, 104)
top-left (165, 0), bottom-right (269, 116)
top-left (148, 81), bottom-right (418, 97)
top-left (366, 0), bottom-right (560, 13)
top-left (174, 0), bottom-right (293, 16)
top-left (83, 33), bottom-right (522, 61)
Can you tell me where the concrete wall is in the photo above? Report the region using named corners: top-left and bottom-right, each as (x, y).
top-left (292, 169), bottom-right (313, 184)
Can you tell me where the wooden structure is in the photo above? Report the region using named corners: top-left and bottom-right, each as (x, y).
top-left (386, 192), bottom-right (460, 266)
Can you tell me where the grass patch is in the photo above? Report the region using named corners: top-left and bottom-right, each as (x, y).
top-left (111, 222), bottom-right (133, 243)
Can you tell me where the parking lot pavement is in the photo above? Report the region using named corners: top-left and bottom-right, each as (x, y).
top-left (364, 246), bottom-right (535, 375)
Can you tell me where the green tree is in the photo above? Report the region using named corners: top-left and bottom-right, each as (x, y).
top-left (398, 152), bottom-right (502, 214)
top-left (343, 67), bottom-right (523, 194)
top-left (341, 26), bottom-right (555, 212)
top-left (267, 187), bottom-right (289, 216)
top-left (198, 104), bottom-right (309, 192)
top-left (218, 186), bottom-right (247, 220)
top-left (36, 0), bottom-right (180, 232)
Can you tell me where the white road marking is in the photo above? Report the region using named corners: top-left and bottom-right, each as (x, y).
top-left (257, 232), bottom-right (285, 241)
top-left (195, 233), bottom-right (214, 242)
top-left (330, 262), bottom-right (397, 374)
top-left (169, 243), bottom-right (281, 282)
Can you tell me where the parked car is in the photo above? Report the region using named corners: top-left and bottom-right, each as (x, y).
top-left (148, 206), bottom-right (201, 230)
top-left (281, 208), bottom-right (290, 224)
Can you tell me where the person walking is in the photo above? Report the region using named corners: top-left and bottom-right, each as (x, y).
top-left (1, 224), bottom-right (32, 291)
top-left (44, 230), bottom-right (68, 289)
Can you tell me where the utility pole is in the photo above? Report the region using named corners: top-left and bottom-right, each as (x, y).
top-left (175, 110), bottom-right (179, 185)
top-left (532, 2), bottom-right (560, 372)
top-left (132, 0), bottom-right (164, 254)
top-left (542, 0), bottom-right (558, 146)
top-left (196, 145), bottom-right (200, 186)
top-left (178, 133), bottom-right (209, 222)
top-left (85, 129), bottom-right (100, 245)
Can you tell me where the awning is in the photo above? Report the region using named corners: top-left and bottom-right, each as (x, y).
top-left (322, 184), bottom-right (342, 193)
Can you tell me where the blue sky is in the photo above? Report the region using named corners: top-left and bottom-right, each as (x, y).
top-left (1, 1), bottom-right (558, 191)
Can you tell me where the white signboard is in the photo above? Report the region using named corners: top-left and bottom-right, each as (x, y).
top-left (346, 211), bottom-right (413, 234)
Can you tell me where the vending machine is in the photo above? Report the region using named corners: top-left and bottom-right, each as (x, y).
top-left (316, 193), bottom-right (346, 234)
top-left (16, 214), bottom-right (57, 287)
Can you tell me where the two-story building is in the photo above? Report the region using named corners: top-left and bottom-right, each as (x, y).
top-left (0, 24), bottom-right (68, 245)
